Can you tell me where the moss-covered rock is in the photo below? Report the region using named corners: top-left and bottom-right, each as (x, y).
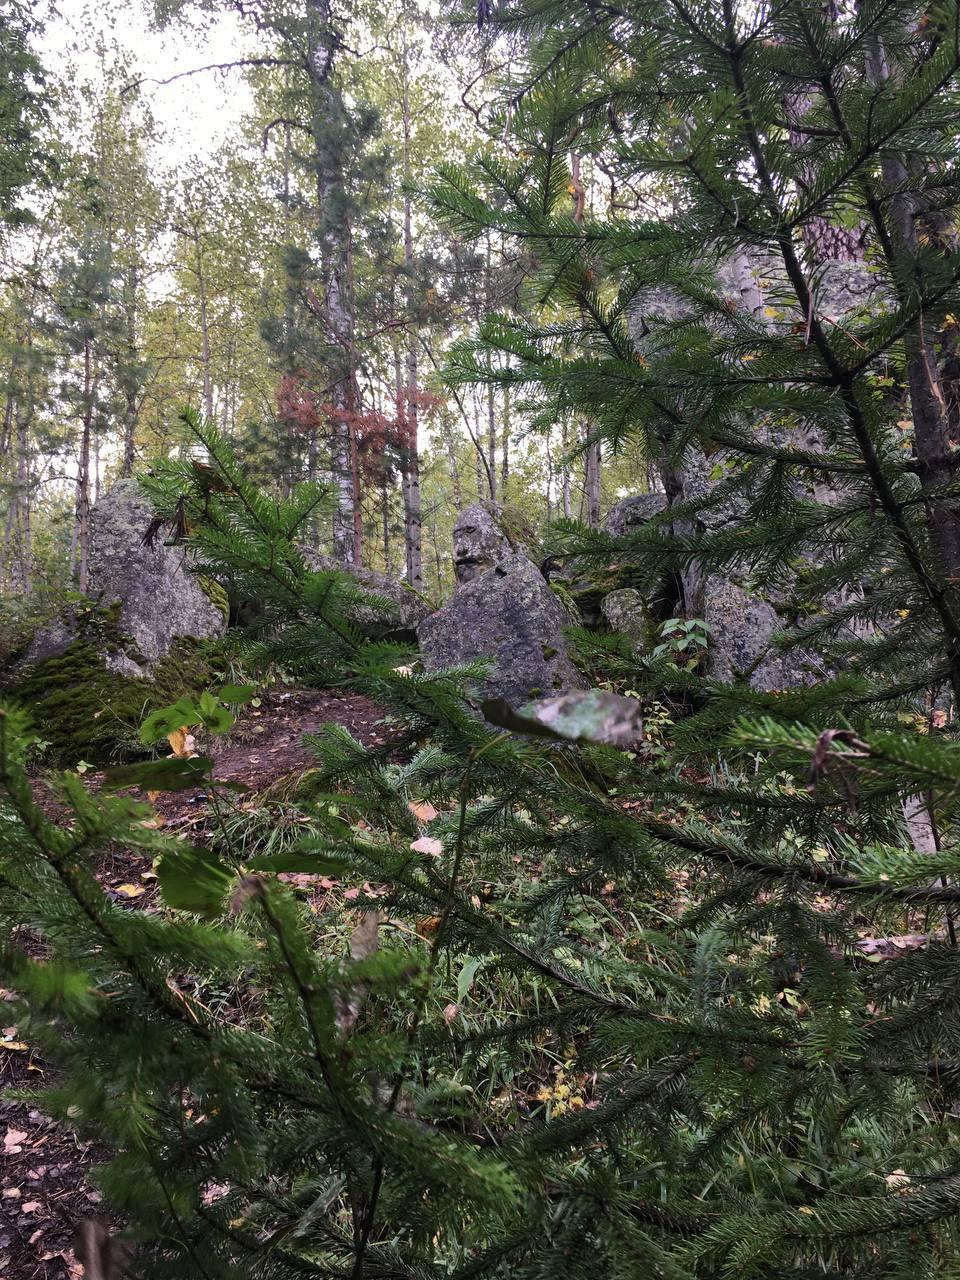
top-left (199, 575), bottom-right (230, 623)
top-left (23, 479), bottom-right (226, 679)
top-left (12, 636), bottom-right (214, 766)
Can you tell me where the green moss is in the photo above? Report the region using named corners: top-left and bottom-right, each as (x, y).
top-left (13, 636), bottom-right (214, 766)
top-left (199, 575), bottom-right (230, 622)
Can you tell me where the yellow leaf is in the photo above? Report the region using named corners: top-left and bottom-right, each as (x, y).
top-left (167, 728), bottom-right (197, 758)
top-left (416, 915), bottom-right (442, 938)
top-left (1, 1042), bottom-right (29, 1052)
top-left (116, 883), bottom-right (145, 899)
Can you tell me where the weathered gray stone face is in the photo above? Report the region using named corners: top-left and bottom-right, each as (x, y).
top-left (303, 551), bottom-right (431, 636)
top-left (600, 588), bottom-right (654, 647)
top-left (452, 501), bottom-right (537, 584)
top-left (24, 479), bottom-right (225, 676)
top-left (603, 493), bottom-right (668, 538)
top-left (418, 554), bottom-right (587, 705)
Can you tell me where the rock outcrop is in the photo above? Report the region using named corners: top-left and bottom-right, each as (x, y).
top-left (603, 493), bottom-right (668, 539)
top-left (703, 578), bottom-right (825, 689)
top-left (615, 259), bottom-right (884, 690)
top-left (305, 551), bottom-right (431, 637)
top-left (418, 554), bottom-right (587, 705)
top-left (24, 479), bottom-right (226, 678)
top-left (600, 588), bottom-right (654, 647)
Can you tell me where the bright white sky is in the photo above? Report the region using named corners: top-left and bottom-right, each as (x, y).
top-left (39, 0), bottom-right (255, 164)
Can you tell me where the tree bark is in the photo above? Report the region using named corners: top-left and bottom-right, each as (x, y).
top-left (306, 0), bottom-right (357, 565)
top-left (484, 235), bottom-right (497, 501)
top-left (584, 433), bottom-right (601, 527)
top-left (863, 34), bottom-right (960, 596)
top-left (76, 336), bottom-right (93, 594)
top-left (400, 37), bottom-right (423, 590)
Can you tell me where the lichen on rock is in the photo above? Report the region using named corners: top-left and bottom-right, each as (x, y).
top-left (452, 501), bottom-right (539, 585)
top-left (22, 478), bottom-right (226, 679)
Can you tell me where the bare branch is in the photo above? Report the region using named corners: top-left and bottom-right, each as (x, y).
top-left (122, 58), bottom-right (302, 96)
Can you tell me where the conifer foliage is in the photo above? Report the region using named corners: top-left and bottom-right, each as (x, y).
top-left (7, 2), bottom-right (960, 1279)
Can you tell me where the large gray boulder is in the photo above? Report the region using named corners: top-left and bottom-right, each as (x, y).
top-left (603, 493), bottom-right (668, 538)
top-left (305, 551), bottom-right (431, 636)
top-left (418, 554), bottom-right (587, 705)
top-left (703, 579), bottom-right (825, 689)
top-left (452, 501), bottom-right (538, 584)
top-left (25, 479), bottom-right (226, 676)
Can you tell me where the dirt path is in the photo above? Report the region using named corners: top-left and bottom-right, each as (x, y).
top-left (1, 687), bottom-right (395, 1280)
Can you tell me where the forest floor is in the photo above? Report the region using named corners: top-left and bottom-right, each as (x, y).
top-left (1, 687), bottom-right (938, 1279)
top-left (1, 686), bottom-right (395, 1280)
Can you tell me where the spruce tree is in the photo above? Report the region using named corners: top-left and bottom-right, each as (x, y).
top-left (7, 2), bottom-right (960, 1279)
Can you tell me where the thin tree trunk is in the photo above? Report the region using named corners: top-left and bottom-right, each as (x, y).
top-left (306, 0), bottom-right (357, 565)
top-left (863, 35), bottom-right (960, 594)
top-left (443, 418), bottom-right (463, 511)
top-left (189, 226), bottom-right (214, 424)
top-left (18, 405), bottom-right (31, 593)
top-left (500, 386), bottom-right (510, 498)
top-left (484, 235), bottom-right (498, 502)
top-left (545, 427), bottom-right (553, 524)
top-left (400, 38), bottom-right (423, 590)
top-left (76, 337), bottom-right (93, 593)
top-left (381, 477), bottom-right (390, 567)
top-left (561, 420), bottom-right (572, 519)
top-left (585, 439), bottom-right (600, 527)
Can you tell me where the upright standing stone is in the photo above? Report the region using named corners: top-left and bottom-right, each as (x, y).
top-left (24, 479), bottom-right (226, 677)
top-left (418, 554), bottom-right (587, 705)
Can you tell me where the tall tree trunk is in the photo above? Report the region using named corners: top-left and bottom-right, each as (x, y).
top-left (484, 235), bottom-right (498, 502)
top-left (189, 225), bottom-right (214, 423)
top-left (443, 418), bottom-right (463, 510)
top-left (381, 477), bottom-right (390, 567)
top-left (863, 34), bottom-right (960, 595)
top-left (561, 420), bottom-right (572, 519)
top-left (500, 386), bottom-right (510, 498)
top-left (306, 0), bottom-right (357, 564)
top-left (583, 434), bottom-right (601, 527)
top-left (400, 38), bottom-right (423, 589)
top-left (16, 400), bottom-right (31, 593)
top-left (76, 336), bottom-right (93, 593)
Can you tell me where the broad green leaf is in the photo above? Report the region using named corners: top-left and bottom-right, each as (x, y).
top-left (247, 848), bottom-right (354, 875)
top-left (101, 756), bottom-right (213, 793)
top-left (140, 697), bottom-right (200, 745)
top-left (197, 691), bottom-right (235, 735)
top-left (156, 844), bottom-right (233, 916)
top-left (218, 683), bottom-right (257, 705)
top-left (457, 955), bottom-right (484, 1003)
